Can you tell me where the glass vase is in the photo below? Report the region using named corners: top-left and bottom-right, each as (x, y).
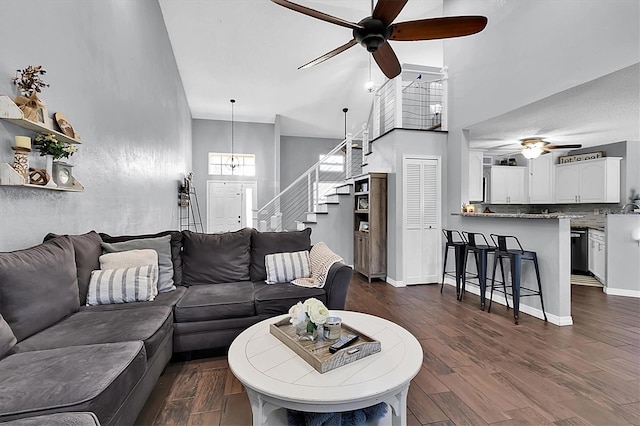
top-left (296, 319), bottom-right (318, 341)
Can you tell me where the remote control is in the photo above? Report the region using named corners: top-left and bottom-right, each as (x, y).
top-left (329, 334), bottom-right (359, 353)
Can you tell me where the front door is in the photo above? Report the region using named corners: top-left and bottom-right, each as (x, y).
top-left (207, 181), bottom-right (257, 233)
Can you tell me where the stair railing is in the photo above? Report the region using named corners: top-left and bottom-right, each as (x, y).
top-left (256, 128), bottom-right (365, 232)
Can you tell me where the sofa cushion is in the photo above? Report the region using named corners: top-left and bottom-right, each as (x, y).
top-left (100, 230), bottom-right (183, 287)
top-left (253, 281), bottom-right (326, 316)
top-left (44, 231), bottom-right (103, 306)
top-left (0, 314), bottom-right (17, 358)
top-left (0, 342), bottom-right (145, 425)
top-left (182, 228), bottom-right (253, 285)
top-left (11, 306), bottom-right (172, 361)
top-left (101, 235), bottom-right (175, 293)
top-left (0, 412), bottom-right (100, 426)
top-left (86, 265), bottom-right (158, 306)
top-left (250, 228), bottom-right (312, 282)
top-left (174, 282), bottom-right (256, 322)
top-left (0, 236), bottom-right (79, 341)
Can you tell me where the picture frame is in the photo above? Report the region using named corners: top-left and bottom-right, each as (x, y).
top-left (357, 196), bottom-right (369, 211)
top-left (358, 221), bottom-right (369, 232)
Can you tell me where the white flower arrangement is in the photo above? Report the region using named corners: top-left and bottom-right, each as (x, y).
top-left (289, 298), bottom-right (329, 329)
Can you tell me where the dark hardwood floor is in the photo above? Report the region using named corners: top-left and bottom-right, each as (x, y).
top-left (136, 276), bottom-right (640, 425)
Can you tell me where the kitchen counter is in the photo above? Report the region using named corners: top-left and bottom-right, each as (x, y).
top-left (452, 212), bottom-right (584, 219)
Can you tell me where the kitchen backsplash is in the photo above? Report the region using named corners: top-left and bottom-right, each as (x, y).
top-left (475, 202), bottom-right (627, 228)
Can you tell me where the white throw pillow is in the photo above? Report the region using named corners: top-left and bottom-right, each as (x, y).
top-left (265, 250), bottom-right (311, 284)
top-left (99, 249), bottom-right (158, 295)
top-left (86, 265), bottom-right (158, 306)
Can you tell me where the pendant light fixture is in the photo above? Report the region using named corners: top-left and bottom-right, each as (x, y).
top-left (364, 55), bottom-right (375, 93)
top-left (343, 107), bottom-right (348, 139)
top-left (227, 99), bottom-right (239, 170)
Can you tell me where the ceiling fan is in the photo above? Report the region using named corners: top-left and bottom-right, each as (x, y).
top-left (520, 138), bottom-right (582, 159)
top-left (272, 0), bottom-right (488, 79)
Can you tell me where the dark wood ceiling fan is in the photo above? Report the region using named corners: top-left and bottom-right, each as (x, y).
top-left (272, 0), bottom-right (488, 79)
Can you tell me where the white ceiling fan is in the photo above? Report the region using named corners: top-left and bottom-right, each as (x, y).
top-left (520, 138), bottom-right (582, 159)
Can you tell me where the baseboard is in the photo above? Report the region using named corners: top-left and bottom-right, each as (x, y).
top-left (442, 278), bottom-right (573, 326)
top-left (386, 277), bottom-right (405, 287)
top-left (603, 287), bottom-right (640, 298)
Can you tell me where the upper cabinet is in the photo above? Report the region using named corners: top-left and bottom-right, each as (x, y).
top-left (555, 157), bottom-right (621, 203)
top-left (487, 166), bottom-right (526, 204)
top-left (527, 155), bottom-right (554, 204)
top-left (468, 150), bottom-right (484, 202)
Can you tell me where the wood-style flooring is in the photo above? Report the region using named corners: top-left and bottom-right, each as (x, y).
top-left (136, 276), bottom-right (640, 425)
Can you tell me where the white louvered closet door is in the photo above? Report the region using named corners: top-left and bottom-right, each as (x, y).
top-left (403, 157), bottom-right (441, 285)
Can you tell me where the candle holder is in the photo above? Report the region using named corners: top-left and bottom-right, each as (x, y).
top-left (11, 146), bottom-right (31, 184)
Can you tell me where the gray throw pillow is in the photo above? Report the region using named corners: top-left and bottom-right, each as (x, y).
top-left (182, 228), bottom-right (253, 285)
top-left (101, 235), bottom-right (176, 293)
top-left (0, 314), bottom-right (17, 358)
top-left (0, 236), bottom-right (80, 341)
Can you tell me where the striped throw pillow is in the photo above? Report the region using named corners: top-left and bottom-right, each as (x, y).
top-left (86, 265), bottom-right (158, 306)
top-left (99, 249), bottom-right (159, 295)
top-left (265, 251), bottom-right (311, 284)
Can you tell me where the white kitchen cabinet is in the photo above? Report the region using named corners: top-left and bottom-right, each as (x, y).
top-left (488, 166), bottom-right (526, 204)
top-left (528, 155), bottom-right (554, 204)
top-left (555, 157), bottom-right (621, 203)
top-left (588, 229), bottom-right (606, 284)
top-left (469, 150), bottom-right (484, 202)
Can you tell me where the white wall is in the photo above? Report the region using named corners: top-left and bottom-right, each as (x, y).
top-left (0, 0), bottom-right (191, 251)
top-left (443, 0), bottom-right (640, 220)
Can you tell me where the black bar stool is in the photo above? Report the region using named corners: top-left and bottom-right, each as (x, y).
top-left (460, 231), bottom-right (495, 310)
top-left (441, 229), bottom-right (467, 299)
top-left (488, 234), bottom-right (548, 324)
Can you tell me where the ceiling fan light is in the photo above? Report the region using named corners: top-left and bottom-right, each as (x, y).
top-left (522, 145), bottom-right (543, 159)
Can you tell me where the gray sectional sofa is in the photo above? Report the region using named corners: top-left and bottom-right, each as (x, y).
top-left (0, 227), bottom-right (352, 425)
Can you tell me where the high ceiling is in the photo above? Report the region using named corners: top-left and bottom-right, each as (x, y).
top-left (159, 0), bottom-right (444, 138)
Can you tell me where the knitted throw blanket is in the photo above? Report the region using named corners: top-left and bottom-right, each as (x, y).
top-left (292, 242), bottom-right (342, 288)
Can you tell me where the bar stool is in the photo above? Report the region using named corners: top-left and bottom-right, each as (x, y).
top-left (460, 231), bottom-right (495, 310)
top-left (440, 229), bottom-right (467, 299)
top-left (488, 234), bottom-right (548, 324)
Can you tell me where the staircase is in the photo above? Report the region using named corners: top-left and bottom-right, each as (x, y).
top-left (255, 130), bottom-right (368, 233)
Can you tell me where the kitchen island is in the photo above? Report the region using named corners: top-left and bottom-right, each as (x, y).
top-left (449, 212), bottom-right (583, 326)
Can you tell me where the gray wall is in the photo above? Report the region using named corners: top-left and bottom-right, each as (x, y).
top-left (364, 129), bottom-right (448, 283)
top-left (280, 136), bottom-right (342, 189)
top-left (0, 0), bottom-right (191, 251)
top-left (444, 0), bottom-right (640, 229)
top-left (606, 214), bottom-right (640, 294)
top-left (191, 119), bottom-right (276, 216)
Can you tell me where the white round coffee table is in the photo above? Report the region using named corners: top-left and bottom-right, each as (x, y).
top-left (228, 310), bottom-right (423, 426)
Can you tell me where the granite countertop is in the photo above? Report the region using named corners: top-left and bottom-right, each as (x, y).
top-left (452, 212), bottom-right (584, 219)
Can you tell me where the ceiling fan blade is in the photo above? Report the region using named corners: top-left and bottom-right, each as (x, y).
top-left (390, 16), bottom-right (488, 41)
top-left (271, 0), bottom-right (363, 30)
top-left (372, 42), bottom-right (401, 79)
top-left (298, 39), bottom-right (358, 70)
top-left (372, 0), bottom-right (408, 26)
top-left (545, 144), bottom-right (583, 150)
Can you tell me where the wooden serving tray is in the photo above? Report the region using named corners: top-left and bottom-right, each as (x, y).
top-left (269, 318), bottom-right (381, 374)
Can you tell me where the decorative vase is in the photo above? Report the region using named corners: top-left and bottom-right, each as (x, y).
top-left (296, 319), bottom-right (319, 341)
top-left (44, 155), bottom-right (57, 187)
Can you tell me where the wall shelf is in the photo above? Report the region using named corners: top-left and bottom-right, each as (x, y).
top-left (0, 162), bottom-right (84, 192)
top-left (0, 95), bottom-right (82, 145)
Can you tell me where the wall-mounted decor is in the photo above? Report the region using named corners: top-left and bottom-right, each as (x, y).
top-left (559, 151), bottom-right (603, 164)
top-left (54, 112), bottom-right (75, 138)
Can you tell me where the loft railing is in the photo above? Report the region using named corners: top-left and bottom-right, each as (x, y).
top-left (366, 68), bottom-right (447, 140)
top-left (255, 127), bottom-right (367, 232)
